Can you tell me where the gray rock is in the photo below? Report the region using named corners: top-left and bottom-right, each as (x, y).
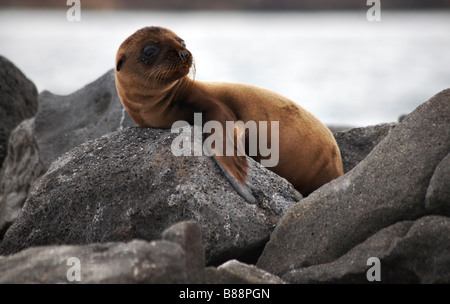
top-left (0, 239), bottom-right (188, 284)
top-left (205, 259), bottom-right (286, 284)
top-left (34, 70), bottom-right (135, 168)
top-left (0, 119), bottom-right (45, 238)
top-left (162, 220), bottom-right (205, 283)
top-left (425, 152), bottom-right (450, 216)
top-left (257, 89), bottom-right (450, 276)
top-left (0, 56), bottom-right (38, 170)
top-left (333, 123), bottom-right (397, 173)
top-left (0, 69), bottom-right (135, 238)
top-left (283, 216), bottom-right (450, 284)
top-left (0, 127), bottom-right (301, 264)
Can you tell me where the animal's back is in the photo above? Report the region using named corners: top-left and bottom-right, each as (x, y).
top-left (197, 80), bottom-right (344, 195)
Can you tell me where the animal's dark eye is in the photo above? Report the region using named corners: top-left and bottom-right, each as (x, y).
top-left (180, 40), bottom-right (186, 48)
top-left (142, 44), bottom-right (160, 61)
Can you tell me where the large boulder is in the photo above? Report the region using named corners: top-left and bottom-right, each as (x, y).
top-left (33, 71), bottom-right (135, 168)
top-left (0, 220), bottom-right (205, 284)
top-left (256, 89), bottom-right (450, 277)
top-left (0, 69), bottom-right (135, 239)
top-left (0, 56), bottom-right (38, 169)
top-left (0, 240), bottom-right (187, 284)
top-left (0, 126), bottom-right (301, 264)
top-left (283, 216), bottom-right (450, 283)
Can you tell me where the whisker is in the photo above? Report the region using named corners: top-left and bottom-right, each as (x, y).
top-left (190, 60), bottom-right (197, 81)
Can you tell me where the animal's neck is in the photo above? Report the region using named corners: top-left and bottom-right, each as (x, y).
top-left (142, 77), bottom-right (193, 105)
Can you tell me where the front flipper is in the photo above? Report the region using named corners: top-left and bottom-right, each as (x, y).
top-left (208, 126), bottom-right (256, 204)
top-left (212, 155), bottom-right (256, 204)
top-left (202, 104), bottom-right (256, 204)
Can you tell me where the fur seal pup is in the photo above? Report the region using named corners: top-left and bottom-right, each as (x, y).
top-left (115, 26), bottom-right (343, 203)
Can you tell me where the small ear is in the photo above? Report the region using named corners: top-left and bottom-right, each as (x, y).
top-left (116, 55), bottom-right (125, 72)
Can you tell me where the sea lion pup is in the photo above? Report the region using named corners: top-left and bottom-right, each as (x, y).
top-left (115, 26), bottom-right (343, 203)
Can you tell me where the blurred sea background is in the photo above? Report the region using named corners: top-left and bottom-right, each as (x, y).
top-left (0, 0), bottom-right (449, 127)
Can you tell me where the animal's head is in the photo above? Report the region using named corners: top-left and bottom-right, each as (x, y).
top-left (115, 26), bottom-right (193, 87)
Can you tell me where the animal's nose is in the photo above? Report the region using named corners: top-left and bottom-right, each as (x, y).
top-left (179, 50), bottom-right (189, 62)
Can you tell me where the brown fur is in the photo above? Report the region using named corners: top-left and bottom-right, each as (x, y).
top-left (115, 26), bottom-right (343, 197)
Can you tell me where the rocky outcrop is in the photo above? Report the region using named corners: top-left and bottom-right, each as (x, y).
top-left (0, 126), bottom-right (301, 264)
top-left (0, 69), bottom-right (136, 238)
top-left (0, 221), bottom-right (202, 284)
top-left (33, 71), bottom-right (135, 168)
top-left (282, 216), bottom-right (450, 283)
top-left (0, 240), bottom-right (188, 284)
top-left (0, 219), bottom-right (287, 284)
top-left (256, 89), bottom-right (450, 282)
top-left (0, 119), bottom-right (44, 238)
top-left (0, 56), bottom-right (38, 169)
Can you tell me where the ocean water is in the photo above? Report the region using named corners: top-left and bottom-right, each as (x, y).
top-left (0, 9), bottom-right (449, 126)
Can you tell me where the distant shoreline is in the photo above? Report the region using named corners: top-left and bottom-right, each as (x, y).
top-left (1, 0), bottom-right (449, 11)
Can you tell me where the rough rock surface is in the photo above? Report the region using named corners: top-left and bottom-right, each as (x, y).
top-left (162, 220), bottom-right (205, 283)
top-left (0, 119), bottom-right (45, 238)
top-left (283, 216), bottom-right (450, 283)
top-left (0, 127), bottom-right (301, 264)
top-left (333, 123), bottom-right (397, 173)
top-left (33, 70), bottom-right (135, 168)
top-left (0, 56), bottom-right (38, 169)
top-left (0, 240), bottom-right (188, 284)
top-left (257, 89), bottom-right (450, 277)
top-left (0, 69), bottom-right (135, 238)
top-left (425, 152), bottom-right (450, 216)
